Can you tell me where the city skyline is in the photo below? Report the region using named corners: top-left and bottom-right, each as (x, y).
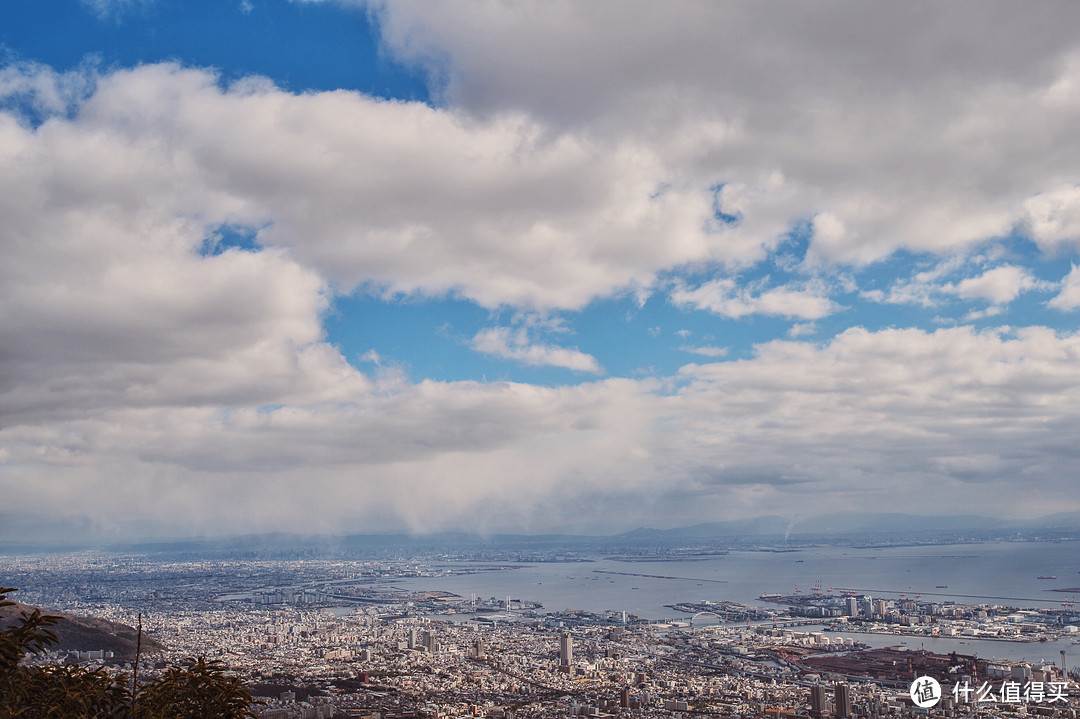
top-left (3, 1), bottom-right (1080, 540)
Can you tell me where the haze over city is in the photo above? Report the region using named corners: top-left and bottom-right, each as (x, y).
top-left (3, 1), bottom-right (1080, 541)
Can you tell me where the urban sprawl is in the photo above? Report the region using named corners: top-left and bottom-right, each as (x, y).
top-left (4, 552), bottom-right (1079, 718)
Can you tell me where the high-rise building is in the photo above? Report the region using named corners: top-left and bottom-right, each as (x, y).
top-left (809, 685), bottom-right (828, 718)
top-left (861, 596), bottom-right (875, 617)
top-left (845, 597), bottom-right (859, 616)
top-left (834, 682), bottom-right (852, 718)
top-left (559, 631), bottom-right (573, 666)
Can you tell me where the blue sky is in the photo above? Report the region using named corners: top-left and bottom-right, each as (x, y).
top-left (3, 1), bottom-right (1080, 539)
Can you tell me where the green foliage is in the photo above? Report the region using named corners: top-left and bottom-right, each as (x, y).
top-left (1, 588), bottom-right (258, 719)
top-left (1, 587), bottom-right (59, 674)
top-left (136, 658), bottom-right (257, 719)
top-left (9, 664), bottom-right (132, 719)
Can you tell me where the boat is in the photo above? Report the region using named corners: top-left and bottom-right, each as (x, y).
top-left (1038, 576), bottom-right (1058, 580)
top-left (936, 585), bottom-right (948, 589)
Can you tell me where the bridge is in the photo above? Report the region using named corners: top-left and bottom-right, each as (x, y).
top-left (689, 611), bottom-right (725, 626)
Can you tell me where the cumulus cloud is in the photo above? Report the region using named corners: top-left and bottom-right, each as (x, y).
top-left (0, 61), bottom-right (97, 117)
top-left (471, 327), bottom-right (602, 373)
top-left (350, 1), bottom-right (1080, 265)
top-left (6, 3), bottom-right (1080, 536)
top-left (671, 278), bottom-right (838, 319)
top-left (1, 62), bottom-right (755, 311)
top-left (946, 265), bottom-right (1040, 304)
top-left (7, 4), bottom-right (1080, 316)
top-left (865, 258), bottom-right (1046, 311)
top-left (1023, 184), bottom-right (1080, 247)
top-left (679, 345), bottom-right (728, 358)
top-left (6, 325), bottom-right (1080, 535)
top-left (0, 65), bottom-right (381, 438)
top-left (1049, 264), bottom-right (1080, 310)
top-left (862, 257), bottom-right (966, 308)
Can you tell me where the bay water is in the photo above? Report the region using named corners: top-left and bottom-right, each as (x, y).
top-left (382, 540), bottom-right (1080, 663)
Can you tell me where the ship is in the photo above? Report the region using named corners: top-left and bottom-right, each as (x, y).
top-left (1038, 576), bottom-right (1058, 580)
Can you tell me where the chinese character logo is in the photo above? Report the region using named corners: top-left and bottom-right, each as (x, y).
top-left (910, 676), bottom-right (942, 708)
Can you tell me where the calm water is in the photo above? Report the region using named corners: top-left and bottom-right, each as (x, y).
top-left (388, 541), bottom-right (1080, 617)
top-left (380, 540), bottom-right (1080, 662)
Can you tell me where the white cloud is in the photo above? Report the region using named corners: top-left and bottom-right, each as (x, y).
top-left (0, 67), bottom-right (376, 434)
top-left (0, 63), bottom-right (753, 311)
top-left (1049, 264), bottom-right (1080, 310)
top-left (6, 4), bottom-right (1080, 536)
top-left (866, 259), bottom-right (1045, 311)
top-left (80, 0), bottom-right (156, 19)
top-left (471, 327), bottom-right (602, 373)
top-left (352, 1), bottom-right (1080, 264)
top-left (679, 345), bottom-right (728, 358)
top-left (947, 265), bottom-right (1039, 304)
top-left (5, 13), bottom-right (1080, 320)
top-left (5, 325), bottom-right (1080, 535)
top-left (962, 306), bottom-right (1005, 322)
top-left (1023, 184), bottom-right (1080, 247)
top-left (671, 278), bottom-right (838, 320)
top-left (0, 61), bottom-right (96, 117)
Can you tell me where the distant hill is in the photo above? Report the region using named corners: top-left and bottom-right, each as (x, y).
top-left (2, 511), bottom-right (1078, 557)
top-left (618, 516), bottom-right (793, 540)
top-left (618, 511), bottom-right (1080, 543)
top-left (0, 600), bottom-right (164, 660)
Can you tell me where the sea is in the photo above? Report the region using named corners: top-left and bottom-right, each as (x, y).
top-left (374, 540), bottom-right (1080, 664)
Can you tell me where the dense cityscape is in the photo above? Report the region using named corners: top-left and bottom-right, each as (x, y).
top-left (4, 540), bottom-right (1079, 718)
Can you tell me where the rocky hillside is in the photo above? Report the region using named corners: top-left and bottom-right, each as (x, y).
top-left (1, 600), bottom-right (164, 660)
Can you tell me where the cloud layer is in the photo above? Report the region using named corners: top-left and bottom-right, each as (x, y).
top-left (366, 0), bottom-right (1080, 267)
top-left (4, 2), bottom-right (1080, 537)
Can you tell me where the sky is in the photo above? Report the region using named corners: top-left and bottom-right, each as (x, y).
top-left (3, 1), bottom-right (1080, 540)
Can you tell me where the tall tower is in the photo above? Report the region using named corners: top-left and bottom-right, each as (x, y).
top-left (809, 685), bottom-right (828, 718)
top-left (559, 631), bottom-right (573, 666)
top-left (845, 597), bottom-right (859, 616)
top-left (834, 682), bottom-right (852, 718)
